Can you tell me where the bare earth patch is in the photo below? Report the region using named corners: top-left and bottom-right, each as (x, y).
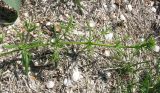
top-left (0, 0), bottom-right (160, 93)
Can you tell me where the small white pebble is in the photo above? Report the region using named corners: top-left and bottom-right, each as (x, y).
top-left (6, 30), bottom-right (11, 34)
top-left (153, 45), bottom-right (160, 52)
top-left (8, 26), bottom-right (12, 30)
top-left (150, 1), bottom-right (154, 6)
top-left (72, 67), bottom-right (82, 82)
top-left (120, 14), bottom-right (127, 22)
top-left (103, 3), bottom-right (108, 11)
top-left (133, 88), bottom-right (136, 93)
top-left (34, 62), bottom-right (39, 66)
top-left (46, 81), bottom-right (54, 89)
top-left (106, 72), bottom-right (111, 78)
top-left (42, 0), bottom-right (47, 3)
top-left (104, 50), bottom-right (110, 57)
top-left (103, 4), bottom-right (107, 8)
top-left (105, 33), bottom-right (113, 41)
top-left (51, 38), bottom-right (55, 43)
top-left (151, 7), bottom-right (156, 13)
top-left (140, 38), bottom-right (145, 42)
top-left (17, 61), bottom-right (21, 65)
top-left (65, 14), bottom-right (69, 18)
top-left (24, 12), bottom-right (29, 17)
top-left (35, 23), bottom-right (40, 27)
top-left (46, 22), bottom-right (51, 26)
top-left (126, 4), bottom-right (132, 11)
top-left (89, 20), bottom-right (96, 28)
top-left (63, 78), bottom-right (72, 86)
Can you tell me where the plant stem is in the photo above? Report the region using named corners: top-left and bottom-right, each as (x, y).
top-left (0, 41), bottom-right (148, 57)
top-left (0, 49), bottom-right (19, 57)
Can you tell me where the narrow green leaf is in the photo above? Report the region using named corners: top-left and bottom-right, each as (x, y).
top-left (3, 44), bottom-right (19, 49)
top-left (21, 50), bottom-right (30, 74)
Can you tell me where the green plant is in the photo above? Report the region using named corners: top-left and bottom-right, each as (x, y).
top-left (149, 79), bottom-right (160, 93)
top-left (21, 49), bottom-right (31, 74)
top-left (139, 71), bottom-right (152, 93)
top-left (0, 16), bottom-right (157, 77)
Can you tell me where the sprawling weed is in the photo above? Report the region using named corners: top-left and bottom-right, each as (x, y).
top-left (0, 16), bottom-right (159, 92)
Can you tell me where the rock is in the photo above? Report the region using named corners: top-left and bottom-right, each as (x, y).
top-left (151, 7), bottom-right (156, 13)
top-left (153, 45), bottom-right (160, 52)
top-left (24, 12), bottom-right (29, 17)
top-left (104, 50), bottom-right (110, 57)
top-left (105, 33), bottom-right (113, 41)
top-left (89, 20), bottom-right (96, 28)
top-left (72, 67), bottom-right (82, 82)
top-left (120, 14), bottom-right (127, 22)
top-left (42, 0), bottom-right (47, 3)
top-left (46, 81), bottom-right (54, 89)
top-left (126, 4), bottom-right (132, 11)
top-left (63, 78), bottom-right (72, 86)
top-left (106, 72), bottom-right (111, 78)
top-left (46, 22), bottom-right (51, 26)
